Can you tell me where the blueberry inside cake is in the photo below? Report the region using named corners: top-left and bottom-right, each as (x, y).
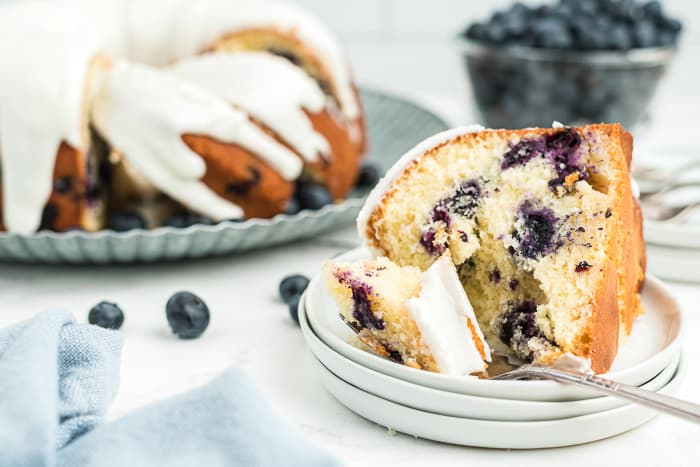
top-left (353, 123), bottom-right (645, 374)
top-left (324, 253), bottom-right (491, 375)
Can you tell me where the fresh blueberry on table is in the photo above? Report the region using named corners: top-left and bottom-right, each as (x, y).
top-left (166, 291), bottom-right (210, 339)
top-left (297, 184), bottom-right (333, 211)
top-left (279, 274), bottom-right (310, 304)
top-left (88, 301), bottom-right (125, 330)
top-left (110, 211), bottom-right (146, 232)
top-left (356, 164), bottom-right (381, 189)
top-left (288, 294), bottom-right (301, 326)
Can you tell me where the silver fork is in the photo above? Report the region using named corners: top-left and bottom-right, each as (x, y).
top-left (341, 317), bottom-right (700, 424)
top-left (494, 364), bottom-right (700, 424)
top-left (640, 181), bottom-right (700, 222)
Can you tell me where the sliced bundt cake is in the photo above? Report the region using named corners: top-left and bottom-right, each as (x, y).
top-left (357, 124), bottom-right (645, 373)
top-left (324, 252), bottom-right (491, 375)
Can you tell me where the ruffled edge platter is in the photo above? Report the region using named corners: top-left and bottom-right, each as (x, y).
top-left (0, 88), bottom-right (449, 264)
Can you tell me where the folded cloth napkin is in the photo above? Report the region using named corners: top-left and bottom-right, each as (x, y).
top-left (0, 311), bottom-right (338, 467)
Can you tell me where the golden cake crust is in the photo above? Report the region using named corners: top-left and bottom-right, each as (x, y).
top-left (183, 134), bottom-right (294, 219)
top-left (0, 142), bottom-right (90, 232)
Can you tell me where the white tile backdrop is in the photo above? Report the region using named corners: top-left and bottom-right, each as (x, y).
top-left (293, 0), bottom-right (700, 156)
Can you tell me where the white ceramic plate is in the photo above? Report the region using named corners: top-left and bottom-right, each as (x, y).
top-left (306, 247), bottom-right (684, 401)
top-left (646, 242), bottom-right (700, 283)
top-left (301, 294), bottom-right (680, 421)
top-left (0, 89), bottom-right (449, 264)
top-left (313, 352), bottom-right (687, 449)
top-left (645, 220), bottom-right (700, 250)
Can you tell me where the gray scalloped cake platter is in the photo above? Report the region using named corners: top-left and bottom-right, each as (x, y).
top-left (0, 89), bottom-right (449, 264)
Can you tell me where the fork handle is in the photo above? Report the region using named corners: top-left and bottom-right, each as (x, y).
top-left (524, 366), bottom-right (700, 424)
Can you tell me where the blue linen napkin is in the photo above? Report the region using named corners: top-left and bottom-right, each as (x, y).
top-left (0, 311), bottom-right (338, 467)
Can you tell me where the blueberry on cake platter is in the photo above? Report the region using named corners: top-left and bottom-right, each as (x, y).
top-left (326, 123), bottom-right (646, 374)
top-left (0, 0), bottom-right (366, 233)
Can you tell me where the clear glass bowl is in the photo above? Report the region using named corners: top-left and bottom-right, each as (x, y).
top-left (459, 38), bottom-right (676, 129)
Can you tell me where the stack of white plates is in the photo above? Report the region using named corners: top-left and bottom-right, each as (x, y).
top-left (645, 220), bottom-right (700, 283)
top-left (300, 248), bottom-right (685, 449)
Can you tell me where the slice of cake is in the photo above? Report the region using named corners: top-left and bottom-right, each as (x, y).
top-left (324, 253), bottom-right (491, 376)
top-left (357, 124), bottom-right (645, 373)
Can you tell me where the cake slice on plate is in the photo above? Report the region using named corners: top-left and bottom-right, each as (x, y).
top-left (324, 252), bottom-right (491, 376)
top-left (353, 123), bottom-right (645, 373)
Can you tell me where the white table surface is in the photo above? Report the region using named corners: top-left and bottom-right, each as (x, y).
top-left (0, 224), bottom-right (699, 466)
top-left (1, 96), bottom-right (700, 467)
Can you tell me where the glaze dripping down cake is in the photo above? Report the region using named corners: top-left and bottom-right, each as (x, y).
top-left (344, 123), bottom-right (645, 374)
top-left (0, 0), bottom-right (366, 233)
top-left (324, 253), bottom-right (491, 375)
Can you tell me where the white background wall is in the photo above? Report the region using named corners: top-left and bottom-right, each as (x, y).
top-left (293, 0), bottom-right (700, 156)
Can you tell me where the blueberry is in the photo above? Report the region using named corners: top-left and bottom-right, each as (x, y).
top-left (608, 23), bottom-right (633, 50)
top-left (39, 203), bottom-right (58, 231)
top-left (279, 274), bottom-right (310, 303)
top-left (166, 291), bottom-right (210, 339)
top-left (515, 202), bottom-right (559, 259)
top-left (465, 23), bottom-right (488, 41)
top-left (284, 196), bottom-right (301, 215)
top-left (643, 1), bottom-right (663, 19)
top-left (297, 184), bottom-right (333, 210)
top-left (502, 11), bottom-right (528, 38)
top-left (110, 211), bottom-right (145, 232)
top-left (88, 301), bottom-right (124, 330)
top-left (356, 164), bottom-right (380, 189)
top-left (532, 18), bottom-right (572, 49)
top-left (164, 214), bottom-right (213, 228)
top-left (510, 2), bottom-right (530, 17)
top-left (484, 21), bottom-right (507, 45)
top-left (54, 176), bottom-right (73, 194)
top-left (442, 180), bottom-right (481, 217)
top-left (334, 275), bottom-right (384, 330)
top-left (633, 20), bottom-right (658, 48)
top-left (164, 214), bottom-right (194, 228)
top-left (657, 17), bottom-right (682, 34)
top-left (288, 294), bottom-right (301, 326)
top-left (656, 30), bottom-right (676, 47)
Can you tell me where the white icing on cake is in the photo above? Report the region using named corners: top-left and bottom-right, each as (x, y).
top-left (357, 125), bottom-right (484, 250)
top-left (0, 37), bottom-right (96, 234)
top-left (170, 52), bottom-right (330, 163)
top-left (0, 0), bottom-right (362, 231)
top-left (124, 0), bottom-right (359, 121)
top-left (92, 62), bottom-right (304, 221)
top-left (405, 254), bottom-right (491, 375)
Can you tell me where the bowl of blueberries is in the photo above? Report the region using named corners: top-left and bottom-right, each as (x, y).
top-left (460, 0), bottom-right (683, 129)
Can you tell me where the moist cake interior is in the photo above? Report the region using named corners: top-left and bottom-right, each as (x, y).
top-left (368, 126), bottom-right (637, 366)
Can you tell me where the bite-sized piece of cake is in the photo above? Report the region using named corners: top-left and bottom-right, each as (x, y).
top-left (358, 124), bottom-right (645, 373)
top-left (324, 253), bottom-right (491, 376)
top-left (0, 36), bottom-right (110, 234)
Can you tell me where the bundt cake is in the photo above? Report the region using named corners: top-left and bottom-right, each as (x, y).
top-left (0, 0), bottom-right (366, 233)
top-left (354, 123), bottom-right (645, 374)
top-left (324, 252), bottom-right (491, 375)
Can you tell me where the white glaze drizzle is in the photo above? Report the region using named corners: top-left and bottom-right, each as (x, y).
top-left (405, 253), bottom-right (491, 375)
top-left (169, 52), bottom-right (330, 163)
top-left (357, 125), bottom-right (485, 249)
top-left (92, 62), bottom-right (304, 221)
top-left (0, 0), bottom-right (361, 228)
top-left (124, 0), bottom-right (360, 120)
top-left (0, 36), bottom-right (95, 234)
